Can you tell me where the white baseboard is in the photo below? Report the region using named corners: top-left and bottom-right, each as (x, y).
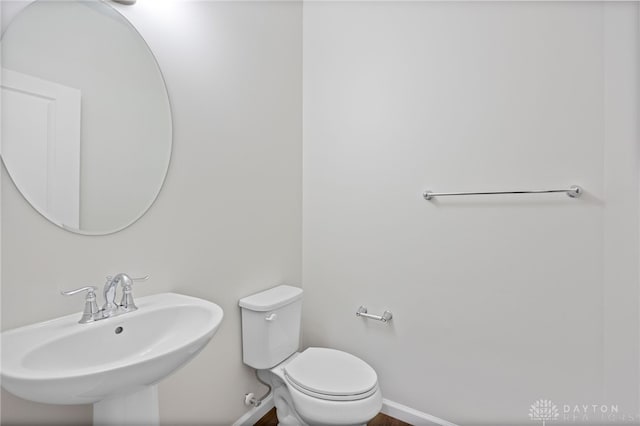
top-left (231, 394), bottom-right (275, 426)
top-left (230, 394), bottom-right (456, 426)
top-left (381, 399), bottom-right (458, 426)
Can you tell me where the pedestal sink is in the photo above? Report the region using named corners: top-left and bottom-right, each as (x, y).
top-left (1, 292), bottom-right (224, 425)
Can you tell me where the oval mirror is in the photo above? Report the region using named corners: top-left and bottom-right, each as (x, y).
top-left (1, 0), bottom-right (172, 235)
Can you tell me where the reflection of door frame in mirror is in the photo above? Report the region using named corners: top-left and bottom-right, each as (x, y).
top-left (1, 68), bottom-right (81, 229)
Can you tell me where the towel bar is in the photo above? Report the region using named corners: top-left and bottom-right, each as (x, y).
top-left (423, 185), bottom-right (582, 201)
top-left (356, 306), bottom-right (392, 323)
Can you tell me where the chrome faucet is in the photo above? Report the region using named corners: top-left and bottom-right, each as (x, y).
top-left (62, 273), bottom-right (150, 323)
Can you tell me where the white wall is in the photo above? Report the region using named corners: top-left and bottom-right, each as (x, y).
top-left (302, 2), bottom-right (639, 424)
top-left (1, 1), bottom-right (301, 424)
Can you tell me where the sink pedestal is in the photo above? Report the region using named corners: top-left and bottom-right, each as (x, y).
top-left (93, 385), bottom-right (159, 426)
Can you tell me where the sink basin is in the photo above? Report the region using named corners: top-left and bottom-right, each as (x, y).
top-left (1, 292), bottom-right (223, 424)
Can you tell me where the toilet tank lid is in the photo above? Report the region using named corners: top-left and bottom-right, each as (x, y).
top-left (239, 285), bottom-right (303, 311)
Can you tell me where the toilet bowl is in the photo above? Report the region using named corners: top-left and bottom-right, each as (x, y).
top-left (239, 286), bottom-right (383, 425)
top-left (268, 348), bottom-right (382, 425)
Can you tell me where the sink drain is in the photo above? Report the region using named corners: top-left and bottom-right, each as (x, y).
top-left (115, 326), bottom-right (124, 334)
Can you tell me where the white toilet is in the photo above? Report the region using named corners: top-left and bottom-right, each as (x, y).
top-left (239, 285), bottom-right (383, 426)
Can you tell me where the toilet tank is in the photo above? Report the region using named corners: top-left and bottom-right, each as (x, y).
top-left (239, 285), bottom-right (303, 369)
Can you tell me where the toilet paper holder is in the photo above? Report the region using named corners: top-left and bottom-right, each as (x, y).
top-left (356, 306), bottom-right (392, 323)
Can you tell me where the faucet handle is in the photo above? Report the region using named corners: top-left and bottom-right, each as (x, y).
top-left (119, 275), bottom-right (150, 312)
top-left (107, 274), bottom-right (149, 285)
top-left (61, 286), bottom-right (98, 296)
top-left (61, 286), bottom-right (99, 324)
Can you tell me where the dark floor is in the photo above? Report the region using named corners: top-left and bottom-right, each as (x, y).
top-left (254, 408), bottom-right (412, 426)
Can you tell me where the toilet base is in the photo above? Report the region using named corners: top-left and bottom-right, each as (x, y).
top-left (272, 384), bottom-right (308, 426)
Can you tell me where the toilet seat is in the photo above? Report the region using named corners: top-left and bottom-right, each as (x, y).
top-left (284, 348), bottom-right (378, 402)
